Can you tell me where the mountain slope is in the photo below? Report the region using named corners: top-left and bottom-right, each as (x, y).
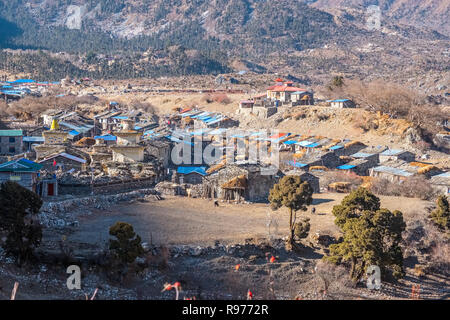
top-left (0, 0), bottom-right (448, 90)
top-left (310, 0), bottom-right (450, 36)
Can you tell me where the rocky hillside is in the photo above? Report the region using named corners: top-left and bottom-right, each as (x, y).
top-left (0, 0), bottom-right (448, 89)
top-left (310, 0), bottom-right (450, 36)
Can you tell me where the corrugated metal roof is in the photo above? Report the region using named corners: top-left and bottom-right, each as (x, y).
top-left (209, 128), bottom-right (227, 135)
top-left (40, 152), bottom-right (86, 164)
top-left (305, 142), bottom-right (320, 148)
top-left (372, 166), bottom-right (414, 177)
top-left (286, 160), bottom-right (308, 168)
top-left (352, 152), bottom-right (374, 158)
top-left (380, 149), bottom-right (404, 156)
top-left (337, 164), bottom-right (356, 170)
top-left (177, 166), bottom-right (207, 176)
top-left (23, 136), bottom-right (45, 143)
top-left (296, 140), bottom-right (315, 147)
top-left (0, 158), bottom-right (42, 172)
top-left (0, 129), bottom-right (23, 136)
top-left (434, 172), bottom-right (450, 178)
top-left (94, 135), bottom-right (117, 141)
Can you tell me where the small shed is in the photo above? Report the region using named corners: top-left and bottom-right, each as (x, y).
top-left (221, 174), bottom-right (248, 201)
top-left (176, 166), bottom-right (207, 185)
top-left (328, 99), bottom-right (356, 108)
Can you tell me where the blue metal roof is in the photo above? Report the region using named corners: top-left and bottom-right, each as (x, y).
top-left (286, 161), bottom-right (308, 168)
top-left (337, 164), bottom-right (356, 170)
top-left (328, 99), bottom-right (350, 102)
top-left (177, 166), bottom-right (207, 176)
top-left (283, 140), bottom-right (297, 145)
top-left (8, 79), bottom-right (36, 84)
top-left (330, 145), bottom-right (344, 150)
top-left (112, 116), bottom-right (129, 120)
top-left (69, 130), bottom-right (80, 136)
top-left (305, 142), bottom-right (320, 148)
top-left (94, 134), bottom-right (117, 141)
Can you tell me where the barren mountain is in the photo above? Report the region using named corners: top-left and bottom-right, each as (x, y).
top-left (0, 0), bottom-right (448, 91)
top-left (310, 0), bottom-right (450, 36)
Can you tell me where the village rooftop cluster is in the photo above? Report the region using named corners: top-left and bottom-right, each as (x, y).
top-left (0, 78), bottom-right (448, 202)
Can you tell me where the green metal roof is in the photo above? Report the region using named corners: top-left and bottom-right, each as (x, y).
top-left (0, 129), bottom-right (23, 137)
top-left (0, 158), bottom-right (42, 172)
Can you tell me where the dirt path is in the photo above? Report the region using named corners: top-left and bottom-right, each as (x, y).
top-left (61, 193), bottom-right (431, 249)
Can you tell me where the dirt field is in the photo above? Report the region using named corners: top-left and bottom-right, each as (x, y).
top-left (58, 193), bottom-right (431, 250)
top-left (2, 193), bottom-right (448, 300)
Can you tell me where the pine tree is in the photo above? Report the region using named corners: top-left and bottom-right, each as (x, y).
top-left (0, 181), bottom-right (43, 266)
top-left (109, 221), bottom-right (144, 265)
top-left (269, 176), bottom-right (313, 250)
top-left (430, 195), bottom-right (450, 232)
top-left (325, 188), bottom-right (406, 283)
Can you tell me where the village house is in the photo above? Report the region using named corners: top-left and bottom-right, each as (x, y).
top-left (429, 172), bottom-right (450, 195)
top-left (94, 110), bottom-right (123, 131)
top-left (330, 141), bottom-right (367, 157)
top-left (175, 166), bottom-right (207, 184)
top-left (0, 129), bottom-right (23, 155)
top-left (336, 159), bottom-right (373, 176)
top-left (289, 150), bottom-right (341, 171)
top-left (23, 136), bottom-right (45, 152)
top-left (335, 151), bottom-right (380, 175)
top-left (34, 120), bottom-right (69, 160)
top-left (39, 152), bottom-right (87, 172)
top-left (145, 139), bottom-right (171, 168)
top-left (328, 99), bottom-right (356, 108)
top-left (203, 163), bottom-right (282, 202)
top-left (379, 149), bottom-right (415, 163)
top-left (283, 170), bottom-right (320, 193)
top-left (266, 79), bottom-right (313, 105)
top-left (369, 165), bottom-right (415, 182)
top-left (0, 158), bottom-right (42, 192)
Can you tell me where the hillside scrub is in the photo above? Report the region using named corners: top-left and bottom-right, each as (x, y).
top-left (331, 79), bottom-right (448, 144)
top-left (370, 176), bottom-right (436, 200)
top-left (0, 95), bottom-right (101, 118)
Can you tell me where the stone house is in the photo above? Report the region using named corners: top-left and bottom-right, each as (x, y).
top-left (39, 152), bottom-right (87, 172)
top-left (203, 163), bottom-right (282, 202)
top-left (337, 159), bottom-right (373, 176)
top-left (283, 170), bottom-right (320, 193)
top-left (0, 158), bottom-right (42, 192)
top-left (176, 166), bottom-right (207, 185)
top-left (429, 172), bottom-right (450, 195)
top-left (145, 140), bottom-right (171, 168)
top-left (0, 129), bottom-right (23, 155)
top-left (379, 149), bottom-right (415, 163)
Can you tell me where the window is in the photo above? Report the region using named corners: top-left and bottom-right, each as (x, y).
top-left (9, 137), bottom-right (15, 143)
top-left (9, 146), bottom-right (15, 153)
